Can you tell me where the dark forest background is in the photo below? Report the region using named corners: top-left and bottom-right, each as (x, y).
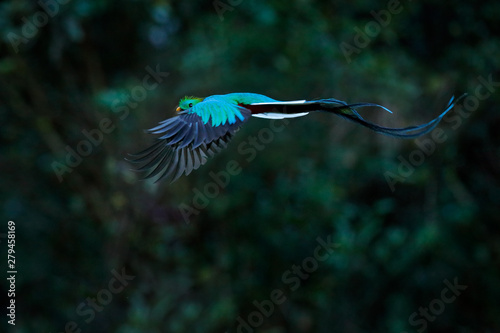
top-left (1, 0), bottom-right (499, 332)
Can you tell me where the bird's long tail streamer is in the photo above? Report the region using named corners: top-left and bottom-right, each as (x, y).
top-left (314, 94), bottom-right (466, 139)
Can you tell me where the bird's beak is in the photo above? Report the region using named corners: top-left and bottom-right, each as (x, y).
top-left (176, 107), bottom-right (181, 112)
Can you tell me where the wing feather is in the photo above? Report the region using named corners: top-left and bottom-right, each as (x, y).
top-left (144, 149), bottom-right (174, 179)
top-left (149, 118), bottom-right (178, 133)
top-left (192, 148), bottom-right (202, 170)
top-left (179, 122), bottom-right (198, 149)
top-left (168, 123), bottom-right (191, 145)
top-left (129, 101), bottom-right (251, 183)
top-left (128, 140), bottom-right (163, 159)
top-left (136, 148), bottom-right (170, 172)
top-left (193, 122), bottom-right (206, 147)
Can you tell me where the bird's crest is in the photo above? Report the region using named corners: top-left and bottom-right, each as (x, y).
top-left (177, 96), bottom-right (203, 111)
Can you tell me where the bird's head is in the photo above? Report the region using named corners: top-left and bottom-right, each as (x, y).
top-left (176, 96), bottom-right (203, 112)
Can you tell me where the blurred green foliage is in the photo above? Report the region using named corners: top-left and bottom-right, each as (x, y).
top-left (1, 0), bottom-right (499, 332)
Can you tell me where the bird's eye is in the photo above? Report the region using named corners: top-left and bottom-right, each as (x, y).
top-left (188, 103), bottom-right (193, 108)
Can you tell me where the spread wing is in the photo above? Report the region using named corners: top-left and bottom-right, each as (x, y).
top-left (129, 102), bottom-right (252, 183)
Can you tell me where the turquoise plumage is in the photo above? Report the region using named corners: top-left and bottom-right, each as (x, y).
top-left (185, 93), bottom-right (278, 125)
top-left (129, 93), bottom-right (465, 183)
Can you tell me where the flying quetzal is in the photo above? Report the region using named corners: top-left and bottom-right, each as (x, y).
top-left (129, 93), bottom-right (463, 183)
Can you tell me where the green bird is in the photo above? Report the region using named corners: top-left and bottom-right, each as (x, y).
top-left (129, 93), bottom-right (464, 183)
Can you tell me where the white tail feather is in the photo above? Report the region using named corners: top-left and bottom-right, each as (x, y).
top-left (252, 112), bottom-right (309, 119)
top-left (251, 100), bottom-right (306, 105)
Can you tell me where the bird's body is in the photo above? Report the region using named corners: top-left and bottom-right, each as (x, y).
top-left (176, 93), bottom-right (308, 125)
top-left (129, 93), bottom-right (464, 183)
